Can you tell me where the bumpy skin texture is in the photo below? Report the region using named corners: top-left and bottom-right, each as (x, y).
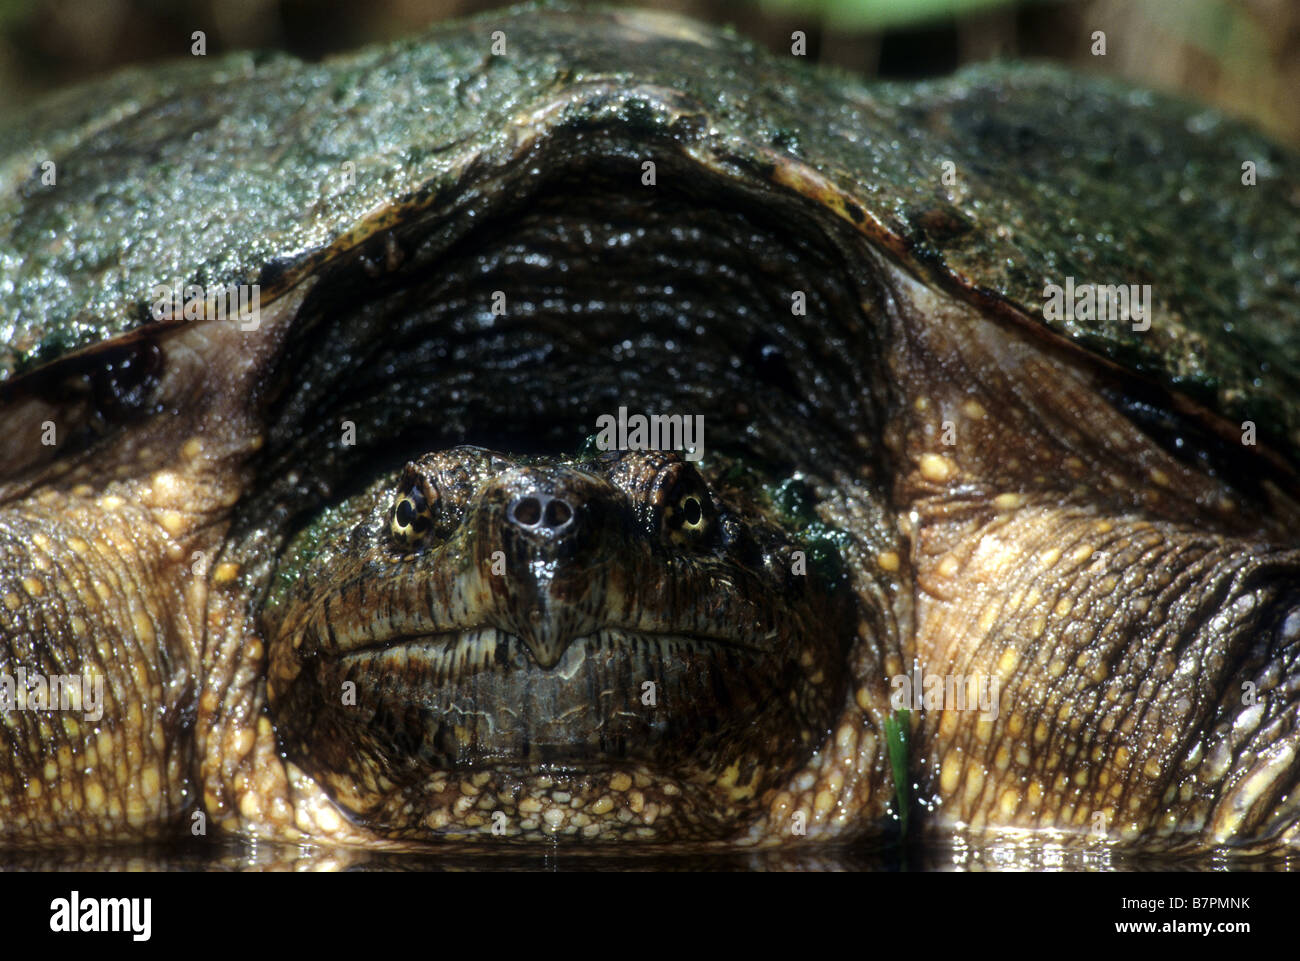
top-left (0, 4), bottom-right (1299, 855)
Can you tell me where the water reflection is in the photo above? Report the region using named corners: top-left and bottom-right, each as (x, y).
top-left (1, 838), bottom-right (1295, 871)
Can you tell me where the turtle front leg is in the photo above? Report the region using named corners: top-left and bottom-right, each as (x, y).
top-left (0, 299), bottom-right (300, 845)
top-left (885, 260), bottom-right (1300, 851)
top-left (0, 485), bottom-right (207, 843)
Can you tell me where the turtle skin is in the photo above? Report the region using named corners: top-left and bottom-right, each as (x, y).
top-left (0, 4), bottom-right (1298, 855)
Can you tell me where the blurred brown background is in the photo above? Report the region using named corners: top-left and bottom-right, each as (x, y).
top-left (0, 0), bottom-right (1296, 146)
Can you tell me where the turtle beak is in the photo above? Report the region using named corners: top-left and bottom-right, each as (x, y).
top-left (471, 465), bottom-right (611, 668)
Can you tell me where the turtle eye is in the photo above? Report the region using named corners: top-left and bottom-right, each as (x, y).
top-left (680, 494), bottom-right (705, 531)
top-left (659, 468), bottom-right (713, 544)
top-left (390, 478), bottom-right (436, 547)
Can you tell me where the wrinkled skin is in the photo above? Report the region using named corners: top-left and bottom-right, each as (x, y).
top-left (1, 5), bottom-right (1299, 856)
top-left (263, 447), bottom-right (854, 840)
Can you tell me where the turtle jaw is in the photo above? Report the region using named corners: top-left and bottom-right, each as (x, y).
top-left (285, 621), bottom-right (795, 767)
top-left (269, 616), bottom-right (845, 842)
top-left (267, 576), bottom-right (849, 842)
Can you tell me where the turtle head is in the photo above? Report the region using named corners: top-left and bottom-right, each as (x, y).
top-left (262, 445), bottom-right (854, 840)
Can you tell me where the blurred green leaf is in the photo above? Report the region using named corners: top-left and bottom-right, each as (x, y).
top-left (883, 708), bottom-right (910, 840)
top-left (760, 0), bottom-right (1022, 30)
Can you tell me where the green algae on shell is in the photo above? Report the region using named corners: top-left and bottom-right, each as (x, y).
top-left (1, 3), bottom-right (1297, 458)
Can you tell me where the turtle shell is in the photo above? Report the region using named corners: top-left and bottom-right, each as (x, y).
top-left (1, 4), bottom-right (1297, 457)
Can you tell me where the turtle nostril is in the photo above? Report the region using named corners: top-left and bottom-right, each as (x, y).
top-left (510, 496), bottom-right (542, 526)
top-left (544, 499), bottom-right (573, 528)
top-left (508, 493), bottom-right (577, 534)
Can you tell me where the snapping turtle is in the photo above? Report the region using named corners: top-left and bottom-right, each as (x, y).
top-left (1, 3), bottom-right (1299, 855)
